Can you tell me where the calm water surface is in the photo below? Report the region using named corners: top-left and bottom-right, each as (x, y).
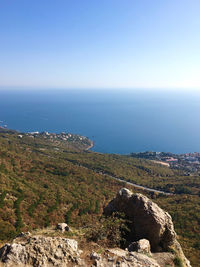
top-left (0, 89), bottom-right (200, 154)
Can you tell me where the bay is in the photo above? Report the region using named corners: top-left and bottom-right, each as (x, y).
top-left (0, 89), bottom-right (200, 154)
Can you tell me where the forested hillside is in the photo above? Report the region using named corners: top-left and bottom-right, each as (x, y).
top-left (0, 130), bottom-right (199, 265)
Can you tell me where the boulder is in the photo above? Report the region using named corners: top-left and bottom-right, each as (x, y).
top-left (104, 188), bottom-right (192, 267)
top-left (104, 188), bottom-right (176, 251)
top-left (103, 248), bottom-right (160, 267)
top-left (128, 239), bottom-right (151, 254)
top-left (56, 223), bottom-right (70, 232)
top-left (0, 235), bottom-right (81, 266)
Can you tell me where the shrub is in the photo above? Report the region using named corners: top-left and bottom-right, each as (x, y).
top-left (14, 190), bottom-right (25, 233)
top-left (0, 191), bottom-right (6, 209)
top-left (174, 256), bottom-right (184, 267)
top-left (86, 212), bottom-right (130, 247)
top-left (0, 221), bottom-right (16, 240)
top-left (193, 241), bottom-right (200, 249)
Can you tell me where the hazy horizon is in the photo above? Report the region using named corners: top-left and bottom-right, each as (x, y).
top-left (0, 86), bottom-right (200, 93)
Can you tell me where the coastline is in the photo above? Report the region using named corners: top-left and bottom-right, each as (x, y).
top-left (0, 127), bottom-right (95, 152)
top-left (85, 141), bottom-right (94, 151)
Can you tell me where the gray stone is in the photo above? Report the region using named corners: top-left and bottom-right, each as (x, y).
top-left (128, 239), bottom-right (151, 254)
top-left (56, 223), bottom-right (70, 233)
top-left (0, 235), bottom-right (80, 267)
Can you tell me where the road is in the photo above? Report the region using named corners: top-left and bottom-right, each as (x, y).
top-left (66, 159), bottom-right (173, 196)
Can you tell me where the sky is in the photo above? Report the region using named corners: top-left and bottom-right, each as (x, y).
top-left (0, 0), bottom-right (200, 90)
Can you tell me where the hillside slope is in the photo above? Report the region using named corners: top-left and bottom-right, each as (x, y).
top-left (0, 130), bottom-right (199, 265)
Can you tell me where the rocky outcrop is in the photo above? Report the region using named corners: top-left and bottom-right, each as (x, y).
top-left (104, 188), bottom-right (191, 267)
top-left (91, 248), bottom-right (160, 267)
top-left (0, 234), bottom-right (161, 267)
top-left (104, 188), bottom-right (176, 251)
top-left (0, 232), bottom-right (191, 267)
top-left (0, 234), bottom-right (83, 267)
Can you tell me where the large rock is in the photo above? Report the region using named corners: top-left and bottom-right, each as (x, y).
top-left (104, 188), bottom-right (176, 251)
top-left (0, 235), bottom-right (82, 267)
top-left (104, 188), bottom-right (191, 267)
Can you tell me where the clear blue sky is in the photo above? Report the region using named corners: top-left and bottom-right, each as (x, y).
top-left (0, 0), bottom-right (200, 90)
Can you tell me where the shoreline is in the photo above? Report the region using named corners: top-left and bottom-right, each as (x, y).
top-left (85, 141), bottom-right (94, 151)
top-left (0, 128), bottom-right (199, 156)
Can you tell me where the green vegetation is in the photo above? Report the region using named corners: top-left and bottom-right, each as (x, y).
top-left (86, 212), bottom-right (130, 247)
top-left (14, 189), bottom-right (25, 233)
top-left (174, 256), bottom-right (184, 267)
top-left (0, 129), bottom-right (199, 266)
top-left (64, 151), bottom-right (200, 195)
top-left (28, 194), bottom-right (44, 217)
top-left (0, 191), bottom-right (6, 209)
top-left (65, 203), bottom-right (79, 224)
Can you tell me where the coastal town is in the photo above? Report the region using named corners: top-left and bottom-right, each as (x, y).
top-left (19, 131), bottom-right (94, 150)
top-left (1, 122), bottom-right (200, 175)
top-left (0, 123), bottom-right (93, 151)
top-left (131, 151), bottom-right (200, 175)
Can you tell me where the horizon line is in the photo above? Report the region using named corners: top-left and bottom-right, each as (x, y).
top-left (0, 85), bottom-right (200, 91)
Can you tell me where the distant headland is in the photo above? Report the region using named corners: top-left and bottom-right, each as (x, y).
top-left (0, 127), bottom-right (94, 152)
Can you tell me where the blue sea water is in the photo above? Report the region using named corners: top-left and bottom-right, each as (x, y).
top-left (0, 89), bottom-right (200, 154)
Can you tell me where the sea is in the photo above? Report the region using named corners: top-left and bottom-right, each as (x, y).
top-left (0, 89), bottom-right (200, 154)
